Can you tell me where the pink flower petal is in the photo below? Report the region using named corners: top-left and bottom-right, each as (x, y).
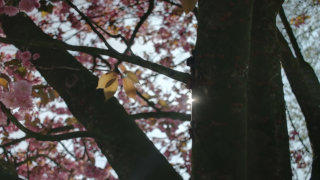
top-left (19, 0), bottom-right (36, 12)
top-left (32, 53), bottom-right (40, 60)
top-left (20, 51), bottom-right (32, 61)
top-left (3, 6), bottom-right (18, 16)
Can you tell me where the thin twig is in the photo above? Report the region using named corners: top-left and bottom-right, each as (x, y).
top-left (125, 0), bottom-right (155, 53)
top-left (285, 104), bottom-right (311, 154)
top-left (0, 101), bottom-right (93, 142)
top-left (64, 0), bottom-right (115, 51)
top-left (137, 91), bottom-right (161, 112)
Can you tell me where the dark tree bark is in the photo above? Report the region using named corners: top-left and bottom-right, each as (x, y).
top-left (192, 0), bottom-right (253, 179)
top-left (0, 159), bottom-right (20, 180)
top-left (278, 26), bottom-right (320, 180)
top-left (0, 13), bottom-right (181, 180)
top-left (248, 1), bottom-right (291, 179)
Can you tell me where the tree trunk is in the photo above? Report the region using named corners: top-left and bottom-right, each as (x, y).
top-left (0, 159), bottom-right (20, 180)
top-left (192, 1), bottom-right (253, 179)
top-left (248, 1), bottom-right (291, 179)
top-left (0, 13), bottom-right (181, 180)
top-left (278, 28), bottom-right (320, 180)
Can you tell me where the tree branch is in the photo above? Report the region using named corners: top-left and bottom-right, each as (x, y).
top-left (0, 37), bottom-right (190, 83)
top-left (285, 105), bottom-right (311, 154)
top-left (125, 0), bottom-right (154, 53)
top-left (131, 111), bottom-right (190, 121)
top-left (137, 91), bottom-right (161, 112)
top-left (279, 7), bottom-right (305, 64)
top-left (277, 27), bottom-right (320, 179)
top-left (16, 154), bottom-right (68, 171)
top-left (0, 125), bottom-right (76, 148)
top-left (0, 137), bottom-right (27, 148)
top-left (0, 13), bottom-right (182, 179)
top-left (161, 0), bottom-right (182, 7)
top-left (0, 102), bottom-right (93, 142)
top-left (59, 142), bottom-right (77, 160)
top-left (63, 0), bottom-right (115, 51)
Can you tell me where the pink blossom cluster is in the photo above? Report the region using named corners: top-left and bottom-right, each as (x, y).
top-left (19, 0), bottom-right (40, 12)
top-left (0, 0), bottom-right (18, 16)
top-left (0, 0), bottom-right (40, 17)
top-left (67, 13), bottom-right (82, 29)
top-left (83, 163), bottom-right (107, 179)
top-left (0, 80), bottom-right (33, 112)
top-left (16, 50), bottom-right (40, 67)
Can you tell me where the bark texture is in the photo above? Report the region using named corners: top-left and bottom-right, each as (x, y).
top-left (192, 1), bottom-right (253, 179)
top-left (0, 159), bottom-right (20, 180)
top-left (0, 13), bottom-right (181, 180)
top-left (248, 1), bottom-right (291, 179)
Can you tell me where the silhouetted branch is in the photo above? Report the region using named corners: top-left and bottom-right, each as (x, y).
top-left (0, 102), bottom-right (93, 142)
top-left (131, 111), bottom-right (191, 121)
top-left (125, 0), bottom-right (155, 53)
top-left (279, 7), bottom-right (305, 64)
top-left (285, 105), bottom-right (311, 154)
top-left (63, 0), bottom-right (115, 51)
top-left (0, 37), bottom-right (190, 83)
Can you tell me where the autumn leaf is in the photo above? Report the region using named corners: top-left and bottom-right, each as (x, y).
top-left (41, 11), bottom-right (49, 17)
top-left (0, 77), bottom-right (8, 88)
top-left (142, 93), bottom-right (151, 100)
top-left (118, 63), bottom-right (127, 72)
top-left (103, 79), bottom-right (119, 100)
top-left (158, 99), bottom-right (168, 107)
top-left (97, 72), bottom-right (119, 100)
top-left (125, 71), bottom-right (139, 83)
top-left (66, 117), bottom-right (78, 125)
top-left (97, 72), bottom-right (117, 89)
top-left (123, 77), bottom-right (136, 99)
top-left (181, 0), bottom-right (197, 13)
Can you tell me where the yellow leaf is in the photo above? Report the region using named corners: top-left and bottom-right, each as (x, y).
top-left (97, 72), bottom-right (119, 100)
top-left (0, 77), bottom-right (8, 88)
top-left (27, 161), bottom-right (33, 167)
top-left (123, 77), bottom-right (136, 99)
top-left (41, 11), bottom-right (48, 17)
top-left (125, 71), bottom-right (139, 83)
top-left (118, 64), bottom-right (126, 72)
top-left (135, 69), bottom-right (142, 76)
top-left (158, 100), bottom-right (168, 107)
top-left (103, 78), bottom-right (118, 100)
top-left (66, 117), bottom-right (78, 125)
top-left (181, 0), bottom-right (197, 13)
top-left (148, 118), bottom-right (157, 125)
top-left (97, 72), bottom-right (118, 89)
top-left (142, 93), bottom-right (151, 99)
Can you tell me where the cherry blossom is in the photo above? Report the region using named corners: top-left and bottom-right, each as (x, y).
top-left (0, 80), bottom-right (33, 111)
top-left (19, 0), bottom-right (40, 12)
top-left (19, 51), bottom-right (32, 62)
top-left (32, 53), bottom-right (40, 60)
top-left (0, 6), bottom-right (19, 16)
